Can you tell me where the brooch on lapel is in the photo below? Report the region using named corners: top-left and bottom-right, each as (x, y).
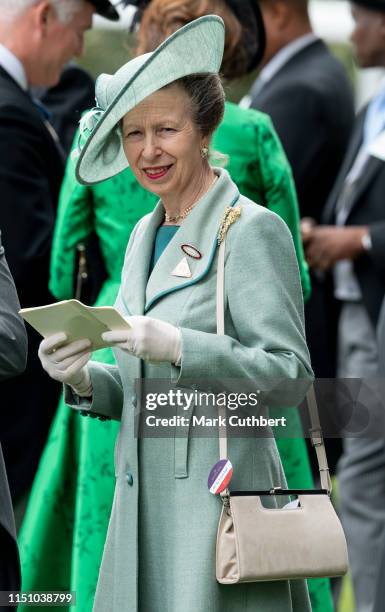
top-left (181, 244), bottom-right (202, 260)
top-left (172, 257), bottom-right (192, 278)
top-left (217, 205), bottom-right (242, 245)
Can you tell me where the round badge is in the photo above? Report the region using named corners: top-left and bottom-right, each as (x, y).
top-left (181, 244), bottom-right (202, 260)
top-left (208, 459), bottom-right (233, 495)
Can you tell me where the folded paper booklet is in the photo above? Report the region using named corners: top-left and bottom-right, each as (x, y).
top-left (20, 299), bottom-right (130, 351)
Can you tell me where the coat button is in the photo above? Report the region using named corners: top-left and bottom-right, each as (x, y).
top-left (126, 471), bottom-right (134, 486)
top-left (131, 394), bottom-right (137, 407)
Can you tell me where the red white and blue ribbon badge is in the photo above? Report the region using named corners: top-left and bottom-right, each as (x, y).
top-left (208, 459), bottom-right (233, 495)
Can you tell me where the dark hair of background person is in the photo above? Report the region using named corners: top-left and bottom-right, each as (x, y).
top-left (135, 0), bottom-right (249, 79)
top-left (258, 0), bottom-right (309, 16)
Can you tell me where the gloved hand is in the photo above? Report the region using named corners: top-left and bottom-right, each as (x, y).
top-left (102, 316), bottom-right (182, 364)
top-left (38, 332), bottom-right (93, 397)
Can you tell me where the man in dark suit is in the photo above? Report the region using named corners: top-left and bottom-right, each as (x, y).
top-left (0, 231), bottom-right (27, 606)
top-left (245, 0), bottom-right (354, 222)
top-left (35, 64), bottom-right (95, 155)
top-left (303, 2), bottom-right (385, 609)
top-left (0, 0), bottom-right (119, 506)
top-left (243, 0), bottom-right (355, 380)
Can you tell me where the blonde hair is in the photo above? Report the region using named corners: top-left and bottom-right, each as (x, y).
top-left (136, 0), bottom-right (249, 79)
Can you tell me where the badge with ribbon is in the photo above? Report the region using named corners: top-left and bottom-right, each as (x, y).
top-left (208, 459), bottom-right (233, 495)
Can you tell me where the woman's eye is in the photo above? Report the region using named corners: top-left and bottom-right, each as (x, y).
top-left (160, 127), bottom-right (175, 133)
top-left (126, 131), bottom-right (141, 138)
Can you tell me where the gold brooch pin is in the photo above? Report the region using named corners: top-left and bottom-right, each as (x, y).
top-left (217, 205), bottom-right (242, 245)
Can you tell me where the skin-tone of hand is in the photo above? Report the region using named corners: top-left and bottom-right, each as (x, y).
top-left (301, 218), bottom-right (369, 271)
top-left (38, 332), bottom-right (92, 388)
top-left (102, 316), bottom-right (181, 364)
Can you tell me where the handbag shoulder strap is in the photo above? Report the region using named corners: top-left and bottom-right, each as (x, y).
top-left (216, 239), bottom-right (227, 462)
top-left (216, 238), bottom-right (332, 494)
top-left (307, 386), bottom-right (332, 492)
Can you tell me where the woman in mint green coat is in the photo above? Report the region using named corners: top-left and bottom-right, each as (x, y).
top-left (36, 16), bottom-right (314, 612)
top-left (19, 106), bottom-right (323, 612)
top-left (19, 5), bottom-right (330, 612)
top-left (66, 167), bottom-right (313, 612)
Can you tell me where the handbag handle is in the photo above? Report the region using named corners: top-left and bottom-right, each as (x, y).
top-left (216, 238), bottom-right (332, 494)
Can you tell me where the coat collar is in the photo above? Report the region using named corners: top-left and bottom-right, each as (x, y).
top-left (323, 111), bottom-right (365, 223)
top-left (0, 44), bottom-right (28, 91)
top-left (120, 168), bottom-right (240, 316)
top-left (345, 154), bottom-right (384, 219)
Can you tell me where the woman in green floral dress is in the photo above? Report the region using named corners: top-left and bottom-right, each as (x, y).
top-left (19, 2), bottom-right (333, 611)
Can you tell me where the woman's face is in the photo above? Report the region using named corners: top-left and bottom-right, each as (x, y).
top-left (122, 84), bottom-right (206, 201)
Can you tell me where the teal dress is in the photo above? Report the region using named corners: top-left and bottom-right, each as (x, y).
top-left (150, 226), bottom-right (180, 271)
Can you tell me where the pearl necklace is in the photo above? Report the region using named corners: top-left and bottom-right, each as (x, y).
top-left (164, 175), bottom-right (218, 223)
top-left (165, 202), bottom-right (196, 223)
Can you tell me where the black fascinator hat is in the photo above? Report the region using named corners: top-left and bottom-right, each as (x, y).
top-left (89, 0), bottom-right (120, 20)
top-left (351, 0), bottom-right (385, 10)
top-left (225, 0), bottom-right (266, 73)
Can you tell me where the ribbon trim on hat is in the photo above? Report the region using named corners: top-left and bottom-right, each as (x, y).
top-left (71, 106), bottom-right (105, 161)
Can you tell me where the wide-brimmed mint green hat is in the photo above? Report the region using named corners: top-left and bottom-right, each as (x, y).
top-left (75, 15), bottom-right (225, 185)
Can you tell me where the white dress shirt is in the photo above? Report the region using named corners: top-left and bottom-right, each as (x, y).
top-left (0, 44), bottom-right (27, 90)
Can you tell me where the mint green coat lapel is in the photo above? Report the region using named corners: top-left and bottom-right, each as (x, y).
top-left (145, 169), bottom-right (240, 313)
top-left (119, 204), bottom-right (164, 316)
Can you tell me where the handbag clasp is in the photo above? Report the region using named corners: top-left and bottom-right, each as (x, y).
top-left (220, 492), bottom-right (231, 515)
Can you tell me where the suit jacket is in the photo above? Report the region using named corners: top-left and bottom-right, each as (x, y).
top-left (0, 231), bottom-right (27, 593)
top-left (249, 39), bottom-right (354, 377)
top-left (34, 64), bottom-right (95, 156)
top-left (65, 168), bottom-right (313, 612)
top-left (0, 67), bottom-right (63, 499)
top-left (377, 296), bottom-right (385, 375)
top-left (323, 109), bottom-right (385, 328)
top-left (248, 39), bottom-right (354, 221)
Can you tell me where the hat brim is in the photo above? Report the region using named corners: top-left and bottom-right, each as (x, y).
top-left (91, 0), bottom-right (120, 21)
top-left (76, 15), bottom-right (225, 185)
top-left (351, 1), bottom-right (385, 10)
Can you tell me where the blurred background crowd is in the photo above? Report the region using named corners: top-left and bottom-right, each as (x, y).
top-left (1, 0), bottom-right (385, 611)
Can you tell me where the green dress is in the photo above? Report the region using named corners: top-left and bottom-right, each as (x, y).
top-left (19, 102), bottom-right (332, 612)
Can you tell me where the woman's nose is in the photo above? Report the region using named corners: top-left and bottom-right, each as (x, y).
top-left (142, 137), bottom-right (161, 160)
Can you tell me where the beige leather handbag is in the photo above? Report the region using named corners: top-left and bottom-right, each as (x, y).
top-left (215, 235), bottom-right (349, 584)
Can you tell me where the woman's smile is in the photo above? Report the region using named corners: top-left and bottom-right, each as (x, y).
top-left (142, 164), bottom-right (174, 181)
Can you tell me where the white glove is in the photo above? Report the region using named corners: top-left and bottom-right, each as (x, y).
top-left (38, 332), bottom-right (93, 397)
top-left (102, 316), bottom-right (182, 364)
